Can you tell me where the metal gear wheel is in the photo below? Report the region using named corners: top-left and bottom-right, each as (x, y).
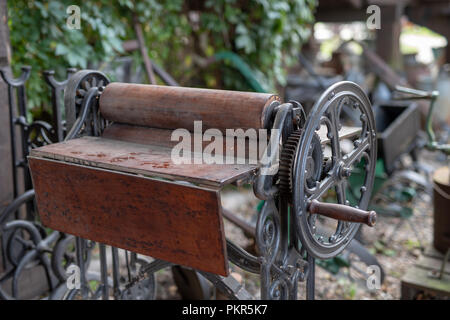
top-left (279, 129), bottom-right (324, 197)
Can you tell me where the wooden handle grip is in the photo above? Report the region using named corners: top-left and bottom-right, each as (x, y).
top-left (308, 200), bottom-right (377, 227)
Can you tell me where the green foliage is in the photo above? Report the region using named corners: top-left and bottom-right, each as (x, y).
top-left (136, 0), bottom-right (317, 90)
top-left (8, 0), bottom-right (127, 111)
top-left (7, 0), bottom-right (316, 113)
top-left (372, 240), bottom-right (397, 257)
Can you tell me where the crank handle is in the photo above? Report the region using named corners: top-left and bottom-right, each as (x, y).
top-left (308, 200), bottom-right (377, 227)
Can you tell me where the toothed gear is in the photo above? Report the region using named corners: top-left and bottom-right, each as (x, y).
top-left (279, 129), bottom-right (323, 196)
top-left (64, 70), bottom-right (109, 133)
top-left (279, 130), bottom-right (302, 194)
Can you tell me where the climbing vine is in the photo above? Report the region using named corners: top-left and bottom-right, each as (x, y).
top-left (7, 0), bottom-right (316, 114)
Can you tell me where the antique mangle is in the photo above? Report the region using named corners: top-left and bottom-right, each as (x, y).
top-left (28, 70), bottom-right (378, 300)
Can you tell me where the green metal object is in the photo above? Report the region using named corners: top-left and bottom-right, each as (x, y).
top-left (316, 256), bottom-right (351, 275)
top-left (370, 203), bottom-right (413, 219)
top-left (347, 158), bottom-right (416, 219)
top-left (347, 158), bottom-right (387, 206)
top-left (256, 199), bottom-right (265, 213)
top-left (397, 187), bottom-right (416, 202)
top-left (394, 86), bottom-right (450, 155)
top-left (347, 85), bottom-right (449, 223)
top-left (213, 51), bottom-right (266, 93)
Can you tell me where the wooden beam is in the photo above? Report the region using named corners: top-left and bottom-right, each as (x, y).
top-left (132, 12), bottom-right (157, 85)
top-left (0, 0), bottom-right (13, 210)
top-left (406, 2), bottom-right (450, 63)
top-left (375, 4), bottom-right (404, 69)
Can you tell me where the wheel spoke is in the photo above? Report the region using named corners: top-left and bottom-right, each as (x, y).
top-left (335, 181), bottom-right (347, 204)
top-left (342, 137), bottom-right (370, 168)
top-left (328, 110), bottom-right (341, 164)
top-left (335, 181), bottom-right (348, 235)
top-left (310, 174), bottom-right (336, 200)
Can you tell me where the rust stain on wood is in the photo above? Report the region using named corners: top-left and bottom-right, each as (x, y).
top-left (29, 157), bottom-right (228, 276)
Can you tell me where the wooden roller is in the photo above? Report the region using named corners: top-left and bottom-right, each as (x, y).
top-left (99, 83), bottom-right (280, 132)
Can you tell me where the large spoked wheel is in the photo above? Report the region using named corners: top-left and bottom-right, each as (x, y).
top-left (64, 70), bottom-right (109, 132)
top-left (291, 81), bottom-right (377, 259)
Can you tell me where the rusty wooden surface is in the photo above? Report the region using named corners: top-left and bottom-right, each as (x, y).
top-left (102, 123), bottom-right (260, 159)
top-left (29, 157), bottom-right (228, 276)
top-left (29, 122), bottom-right (361, 188)
top-left (29, 137), bottom-right (258, 187)
top-left (99, 82), bottom-right (279, 132)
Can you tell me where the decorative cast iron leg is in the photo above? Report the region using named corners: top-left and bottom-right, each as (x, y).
top-left (306, 254), bottom-right (315, 300)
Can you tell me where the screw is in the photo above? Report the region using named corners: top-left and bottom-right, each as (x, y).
top-left (329, 91), bottom-right (335, 100)
top-left (341, 167), bottom-right (351, 178)
top-left (360, 114), bottom-right (367, 122)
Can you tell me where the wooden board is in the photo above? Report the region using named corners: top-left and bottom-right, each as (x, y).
top-left (416, 256), bottom-right (450, 276)
top-left (401, 267), bottom-right (450, 299)
top-left (30, 136), bottom-right (258, 188)
top-left (424, 246), bottom-right (447, 260)
top-left (102, 123), bottom-right (262, 158)
top-left (401, 245), bottom-right (450, 299)
top-left (29, 157), bottom-right (228, 276)
top-left (29, 123), bottom-right (361, 188)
